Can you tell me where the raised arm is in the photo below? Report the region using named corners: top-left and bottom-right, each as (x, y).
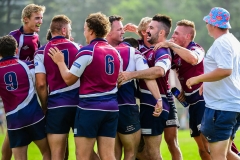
top-left (154, 41), bottom-right (199, 65)
top-left (186, 68), bottom-right (232, 89)
top-left (123, 23), bottom-right (139, 35)
top-left (118, 66), bottom-right (165, 85)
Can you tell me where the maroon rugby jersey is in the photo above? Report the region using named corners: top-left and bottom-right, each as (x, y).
top-left (9, 26), bottom-right (40, 61)
top-left (172, 41), bottom-right (205, 104)
top-left (139, 47), bottom-right (172, 119)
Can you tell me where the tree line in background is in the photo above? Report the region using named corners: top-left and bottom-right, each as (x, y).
top-left (1, 0), bottom-right (240, 50)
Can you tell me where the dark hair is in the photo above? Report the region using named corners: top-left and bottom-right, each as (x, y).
top-left (50, 15), bottom-right (71, 34)
top-left (46, 29), bottom-right (52, 41)
top-left (86, 12), bottom-right (110, 38)
top-left (152, 14), bottom-right (172, 38)
top-left (123, 37), bottom-right (139, 49)
top-left (108, 15), bottom-right (123, 26)
top-left (0, 35), bottom-right (17, 58)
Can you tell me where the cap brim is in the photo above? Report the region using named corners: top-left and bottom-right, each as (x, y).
top-left (203, 15), bottom-right (210, 23)
top-left (226, 22), bottom-right (231, 29)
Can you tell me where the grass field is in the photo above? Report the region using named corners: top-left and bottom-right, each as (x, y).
top-left (0, 129), bottom-right (239, 160)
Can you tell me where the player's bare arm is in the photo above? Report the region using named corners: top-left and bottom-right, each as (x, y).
top-left (123, 23), bottom-right (138, 35)
top-left (154, 41), bottom-right (199, 65)
top-left (144, 79), bottom-right (163, 117)
top-left (199, 85), bottom-right (203, 96)
top-left (35, 73), bottom-right (48, 114)
top-left (153, 41), bottom-right (172, 50)
top-left (118, 66), bottom-right (165, 85)
top-left (186, 68), bottom-right (232, 89)
top-left (48, 47), bottom-right (78, 86)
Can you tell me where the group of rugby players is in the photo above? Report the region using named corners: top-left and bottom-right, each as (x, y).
top-left (0, 3), bottom-right (240, 160)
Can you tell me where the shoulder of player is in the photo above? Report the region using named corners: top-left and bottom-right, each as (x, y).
top-left (75, 45), bottom-right (94, 58)
top-left (116, 44), bottom-right (140, 56)
top-left (8, 28), bottom-right (20, 36)
top-left (79, 44), bottom-right (94, 52)
top-left (34, 44), bottom-right (47, 55)
top-left (40, 43), bottom-right (48, 50)
top-left (154, 47), bottom-right (171, 54)
top-left (188, 41), bottom-right (204, 50)
top-left (18, 59), bottom-right (34, 69)
top-left (53, 39), bottom-right (80, 51)
top-left (115, 43), bottom-right (130, 50)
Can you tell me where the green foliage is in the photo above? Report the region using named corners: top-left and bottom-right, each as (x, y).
top-left (109, 0), bottom-right (240, 50)
top-left (0, 0), bottom-right (240, 50)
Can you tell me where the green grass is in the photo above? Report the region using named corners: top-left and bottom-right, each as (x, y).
top-left (0, 130), bottom-right (239, 160)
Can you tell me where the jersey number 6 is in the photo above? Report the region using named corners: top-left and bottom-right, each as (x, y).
top-left (105, 55), bottom-right (114, 75)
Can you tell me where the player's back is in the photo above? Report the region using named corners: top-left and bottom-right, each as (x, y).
top-left (35, 36), bottom-right (80, 109)
top-left (78, 39), bottom-right (121, 97)
top-left (0, 57), bottom-right (44, 129)
top-left (9, 27), bottom-right (40, 61)
top-left (35, 36), bottom-right (80, 93)
top-left (117, 42), bottom-right (137, 72)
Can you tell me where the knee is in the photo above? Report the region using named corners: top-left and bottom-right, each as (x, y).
top-left (41, 148), bottom-right (51, 159)
top-left (146, 153), bottom-right (162, 160)
top-left (124, 152), bottom-right (135, 160)
top-left (165, 137), bottom-right (180, 149)
top-left (1, 144), bottom-right (12, 160)
top-left (165, 133), bottom-right (178, 144)
top-left (145, 149), bottom-right (162, 160)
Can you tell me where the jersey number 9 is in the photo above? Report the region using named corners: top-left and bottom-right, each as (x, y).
top-left (4, 72), bottom-right (18, 91)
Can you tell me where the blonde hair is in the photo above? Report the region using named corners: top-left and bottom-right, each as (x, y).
top-left (176, 19), bottom-right (196, 40)
top-left (137, 17), bottom-right (152, 39)
top-left (21, 4), bottom-right (45, 24)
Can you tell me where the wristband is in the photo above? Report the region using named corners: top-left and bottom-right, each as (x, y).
top-left (156, 98), bottom-right (162, 102)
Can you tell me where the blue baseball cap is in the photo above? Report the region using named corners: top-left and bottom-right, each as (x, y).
top-left (203, 7), bottom-right (231, 29)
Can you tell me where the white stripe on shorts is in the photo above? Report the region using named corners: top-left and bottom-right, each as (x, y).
top-left (141, 128), bottom-right (152, 134)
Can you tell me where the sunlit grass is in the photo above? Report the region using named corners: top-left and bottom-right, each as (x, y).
top-left (0, 129), bottom-right (239, 160)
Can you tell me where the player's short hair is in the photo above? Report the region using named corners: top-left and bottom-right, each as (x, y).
top-left (50, 15), bottom-right (72, 34)
top-left (46, 29), bottom-right (52, 41)
top-left (86, 12), bottom-right (110, 38)
top-left (176, 19), bottom-right (196, 40)
top-left (123, 37), bottom-right (139, 49)
top-left (138, 17), bottom-right (152, 39)
top-left (0, 35), bottom-right (17, 58)
top-left (21, 4), bottom-right (45, 24)
top-left (108, 15), bottom-right (124, 26)
top-left (152, 14), bottom-right (172, 38)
